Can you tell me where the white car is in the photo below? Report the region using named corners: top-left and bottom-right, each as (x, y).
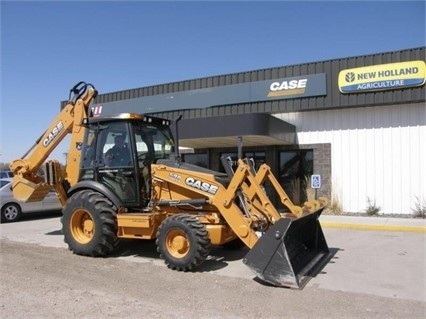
top-left (0, 178), bottom-right (62, 223)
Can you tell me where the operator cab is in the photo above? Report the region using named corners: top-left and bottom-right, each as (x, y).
top-left (79, 113), bottom-right (174, 208)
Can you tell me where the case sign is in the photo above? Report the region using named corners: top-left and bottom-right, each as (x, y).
top-left (338, 60), bottom-right (426, 93)
top-left (266, 74), bottom-right (326, 99)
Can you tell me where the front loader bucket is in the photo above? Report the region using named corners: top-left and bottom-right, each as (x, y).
top-left (243, 208), bottom-right (329, 289)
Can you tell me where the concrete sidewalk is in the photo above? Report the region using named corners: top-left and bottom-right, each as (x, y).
top-left (319, 214), bottom-right (426, 232)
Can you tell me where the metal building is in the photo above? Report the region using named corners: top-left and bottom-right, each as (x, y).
top-left (84, 47), bottom-right (426, 215)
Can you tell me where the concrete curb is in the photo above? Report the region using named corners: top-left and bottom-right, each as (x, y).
top-left (319, 215), bottom-right (426, 233)
top-left (320, 221), bottom-right (426, 233)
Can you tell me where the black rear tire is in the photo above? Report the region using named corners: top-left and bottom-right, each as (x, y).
top-left (61, 190), bottom-right (118, 257)
top-left (156, 214), bottom-right (211, 271)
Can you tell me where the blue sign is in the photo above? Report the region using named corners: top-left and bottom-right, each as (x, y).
top-left (311, 175), bottom-right (321, 189)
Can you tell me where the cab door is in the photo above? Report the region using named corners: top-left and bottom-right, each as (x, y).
top-left (95, 121), bottom-right (140, 206)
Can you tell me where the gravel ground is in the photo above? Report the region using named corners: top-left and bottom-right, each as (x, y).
top-left (1, 239), bottom-right (425, 319)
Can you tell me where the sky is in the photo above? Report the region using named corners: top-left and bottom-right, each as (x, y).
top-left (1, 0), bottom-right (425, 165)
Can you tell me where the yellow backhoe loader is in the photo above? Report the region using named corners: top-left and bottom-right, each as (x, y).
top-left (10, 82), bottom-right (330, 288)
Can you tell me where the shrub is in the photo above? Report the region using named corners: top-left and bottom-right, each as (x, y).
top-left (412, 196), bottom-right (426, 218)
top-left (365, 197), bottom-right (381, 216)
top-left (325, 194), bottom-right (343, 215)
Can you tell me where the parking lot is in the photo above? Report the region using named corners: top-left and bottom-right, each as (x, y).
top-left (0, 214), bottom-right (425, 318)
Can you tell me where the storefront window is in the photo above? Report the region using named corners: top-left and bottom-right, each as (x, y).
top-left (219, 151), bottom-right (265, 173)
top-left (278, 150), bottom-right (313, 206)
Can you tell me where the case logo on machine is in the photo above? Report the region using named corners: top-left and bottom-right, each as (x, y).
top-left (185, 177), bottom-right (218, 195)
top-left (338, 60), bottom-right (426, 93)
top-left (43, 121), bottom-right (64, 147)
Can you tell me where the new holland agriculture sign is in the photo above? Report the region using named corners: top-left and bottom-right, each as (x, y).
top-left (338, 60), bottom-right (426, 93)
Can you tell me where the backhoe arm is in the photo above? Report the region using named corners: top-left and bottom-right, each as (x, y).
top-left (9, 82), bottom-right (97, 204)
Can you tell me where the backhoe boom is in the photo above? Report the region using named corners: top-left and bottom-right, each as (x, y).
top-left (9, 82), bottom-right (97, 204)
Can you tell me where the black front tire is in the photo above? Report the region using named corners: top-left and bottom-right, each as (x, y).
top-left (61, 190), bottom-right (118, 257)
top-left (156, 214), bottom-right (211, 271)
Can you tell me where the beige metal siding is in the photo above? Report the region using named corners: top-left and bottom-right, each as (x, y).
top-left (275, 103), bottom-right (426, 215)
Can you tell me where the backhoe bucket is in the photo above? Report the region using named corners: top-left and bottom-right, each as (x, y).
top-left (11, 176), bottom-right (51, 202)
top-left (243, 208), bottom-right (329, 289)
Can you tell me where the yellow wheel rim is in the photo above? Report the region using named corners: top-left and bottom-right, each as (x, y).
top-left (165, 229), bottom-right (189, 258)
top-left (70, 209), bottom-right (95, 244)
